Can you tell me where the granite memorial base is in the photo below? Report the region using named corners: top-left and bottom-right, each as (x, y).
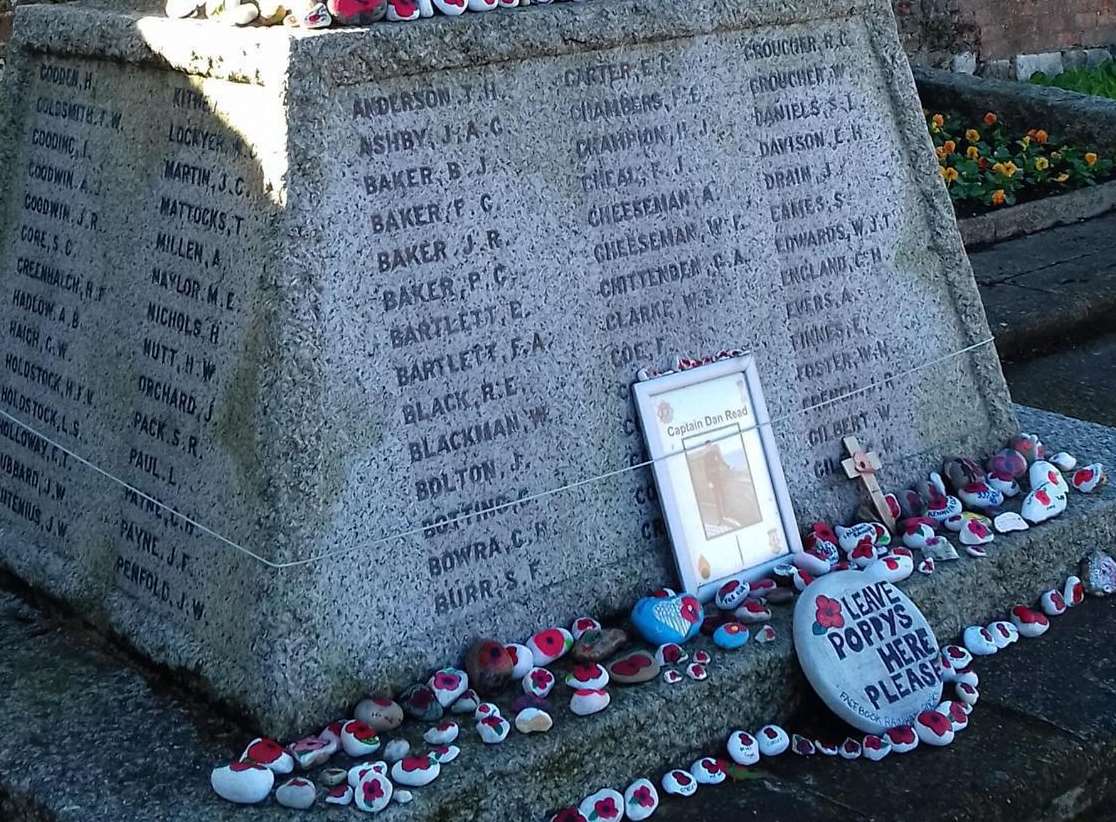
top-left (0, 0), bottom-right (1016, 737)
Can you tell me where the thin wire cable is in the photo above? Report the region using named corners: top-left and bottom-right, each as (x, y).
top-left (0, 336), bottom-right (995, 569)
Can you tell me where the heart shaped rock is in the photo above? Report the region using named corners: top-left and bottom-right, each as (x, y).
top-left (915, 710), bottom-right (955, 746)
top-left (624, 778), bottom-right (660, 821)
top-left (661, 769), bottom-right (696, 797)
top-left (757, 724), bottom-right (789, 756)
top-left (570, 688), bottom-right (611, 716)
top-left (713, 622), bottom-right (750, 650)
top-left (340, 721), bottom-right (381, 757)
top-left (354, 772), bottom-right (393, 813)
top-left (241, 738), bottom-right (293, 773)
top-left (579, 788), bottom-right (624, 821)
top-left (715, 576), bottom-right (751, 610)
top-left (523, 666), bottom-right (557, 697)
top-left (691, 757), bottom-right (726, 783)
top-left (727, 731), bottom-right (759, 765)
top-left (608, 650), bottom-right (661, 684)
top-left (476, 714), bottom-right (510, 744)
top-left (885, 725), bottom-right (918, 753)
top-left (275, 777), bottom-right (316, 809)
top-left (527, 627), bottom-right (574, 667)
top-left (631, 593), bottom-right (703, 645)
top-left (391, 755), bottom-right (440, 787)
top-left (515, 707), bottom-right (553, 734)
top-left (1010, 605), bottom-right (1050, 637)
top-left (211, 761), bottom-right (274, 804)
top-left (354, 697), bottom-right (404, 732)
top-left (862, 734), bottom-right (892, 761)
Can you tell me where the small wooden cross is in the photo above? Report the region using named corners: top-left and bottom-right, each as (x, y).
top-left (841, 436), bottom-right (896, 531)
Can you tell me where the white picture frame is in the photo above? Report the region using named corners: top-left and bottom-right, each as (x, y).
top-left (632, 355), bottom-right (803, 602)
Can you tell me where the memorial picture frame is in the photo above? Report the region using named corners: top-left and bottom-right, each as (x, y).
top-left (633, 356), bottom-right (803, 601)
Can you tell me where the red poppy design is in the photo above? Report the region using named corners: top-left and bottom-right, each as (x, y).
top-left (434, 671), bottom-right (461, 691)
top-left (815, 595), bottom-right (844, 629)
top-left (400, 755), bottom-right (430, 772)
top-left (843, 739), bottom-right (860, 753)
top-left (753, 579), bottom-right (776, 592)
top-left (1051, 591), bottom-right (1066, 609)
top-left (551, 809), bottom-right (588, 822)
top-left (724, 622), bottom-right (743, 634)
top-left (673, 771), bottom-right (692, 786)
top-left (594, 797), bottom-right (619, 818)
top-left (246, 739), bottom-right (282, 763)
top-left (481, 716), bottom-right (504, 729)
top-left (680, 596), bottom-right (701, 623)
top-left (918, 711), bottom-right (951, 735)
top-left (533, 628), bottom-right (567, 657)
top-left (1073, 581), bottom-right (1085, 602)
top-left (763, 727), bottom-right (779, 740)
top-left (700, 758), bottom-right (723, 774)
top-left (887, 725), bottom-right (915, 744)
top-left (720, 580), bottom-right (740, 596)
top-left (947, 646), bottom-right (966, 659)
top-left (530, 669), bottom-right (553, 689)
top-left (1075, 468), bottom-right (1096, 485)
top-left (409, 687), bottom-right (433, 709)
top-left (229, 760), bottom-right (262, 772)
top-left (1012, 606), bottom-right (1045, 624)
top-left (851, 541), bottom-right (874, 560)
top-left (947, 703), bottom-right (967, 723)
top-left (372, 697), bottom-right (393, 707)
top-left (662, 644), bottom-right (683, 663)
top-left (575, 618), bottom-right (597, 632)
top-left (326, 721), bottom-right (342, 736)
top-left (612, 654), bottom-right (653, 676)
top-left (571, 665), bottom-right (598, 682)
top-left (632, 785), bottom-right (654, 807)
top-left (864, 735), bottom-right (884, 750)
top-left (363, 779), bottom-right (385, 802)
top-left (289, 737), bottom-right (327, 753)
top-left (1036, 489), bottom-right (1051, 505)
top-left (506, 645), bottom-right (520, 664)
top-left (433, 745), bottom-right (450, 755)
top-left (328, 785), bottom-right (347, 797)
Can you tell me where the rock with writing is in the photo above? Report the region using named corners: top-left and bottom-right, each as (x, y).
top-left (993, 512), bottom-right (1029, 534)
top-left (1021, 484), bottom-right (1066, 524)
top-left (1081, 551), bottom-right (1116, 596)
top-left (608, 650), bottom-right (661, 685)
top-left (1071, 464), bottom-right (1108, 493)
top-left (505, 643), bottom-right (534, 679)
top-left (465, 640), bottom-right (514, 696)
top-left (757, 724), bottom-right (789, 756)
top-left (661, 769), bottom-right (697, 797)
top-left (514, 707), bottom-right (553, 734)
top-left (885, 725), bottom-right (919, 753)
top-left (957, 481), bottom-right (1003, 511)
top-left (570, 616), bottom-right (601, 640)
top-left (242, 738), bottom-right (293, 774)
top-left (523, 666), bottom-right (557, 698)
top-left (476, 714), bottom-right (511, 744)
top-left (578, 788), bottom-right (624, 821)
top-left (914, 710), bottom-right (954, 746)
top-left (527, 627), bottom-right (574, 667)
top-left (400, 683), bottom-right (443, 722)
top-left (423, 720), bottom-right (459, 746)
top-left (286, 736), bottom-right (331, 770)
top-left (275, 777), bottom-right (316, 810)
top-left (715, 576), bottom-right (751, 610)
top-left (1009, 605), bottom-right (1050, 638)
top-left (1064, 574), bottom-right (1086, 606)
top-left (355, 697), bottom-right (404, 733)
top-left (566, 663), bottom-right (609, 690)
top-left (1029, 460), bottom-right (1069, 497)
top-left (804, 522), bottom-right (841, 567)
top-left (862, 734), bottom-right (891, 761)
top-left (924, 485), bottom-right (963, 526)
top-left (570, 688), bottom-right (611, 716)
top-left (354, 772), bottom-right (393, 814)
top-left (727, 731), bottom-right (759, 766)
top-left (987, 471), bottom-right (1020, 498)
top-left (391, 755), bottom-right (440, 787)
top-left (631, 593), bottom-right (703, 645)
top-left (691, 757), bottom-right (726, 783)
top-left (323, 784), bottom-right (352, 806)
top-left (572, 629), bottom-right (628, 663)
top-left (211, 761), bottom-right (273, 804)
top-left (624, 778), bottom-right (660, 821)
top-left (836, 522), bottom-right (889, 554)
top-left (1040, 589), bottom-right (1067, 616)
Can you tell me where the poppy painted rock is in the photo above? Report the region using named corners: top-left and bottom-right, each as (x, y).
top-left (815, 739), bottom-right (839, 756)
top-left (476, 714), bottom-right (511, 744)
top-left (748, 578), bottom-right (778, 599)
top-left (527, 627), bottom-right (574, 667)
top-left (466, 0), bottom-right (497, 9)
top-left (937, 700), bottom-right (969, 731)
top-left (988, 621), bottom-right (1018, 648)
top-left (791, 734), bottom-right (816, 756)
top-left (630, 593), bottom-right (703, 646)
top-left (865, 553), bottom-right (914, 583)
top-left (926, 493), bottom-right (962, 526)
top-left (423, 720), bottom-right (459, 746)
top-left (391, 754), bottom-right (440, 787)
top-left (324, 784), bottom-right (352, 806)
top-left (1021, 484), bottom-right (1067, 524)
top-left (662, 668), bottom-right (683, 684)
top-left (566, 663), bottom-right (609, 690)
top-left (754, 624), bottom-right (777, 644)
top-left (1081, 551), bottom-right (1116, 596)
top-left (354, 696), bottom-right (404, 733)
top-left (430, 744), bottom-right (460, 764)
top-left (579, 788), bottom-right (624, 821)
top-left (840, 737), bottom-right (862, 759)
top-left (326, 0), bottom-right (385, 23)
top-left (955, 681), bottom-right (979, 707)
top-left (473, 702), bottom-right (500, 720)
top-left (1072, 464), bottom-right (1109, 493)
top-left (393, 789), bottom-right (414, 805)
top-left (1050, 452), bottom-right (1077, 472)
top-left (942, 644), bottom-right (974, 671)
top-left (570, 616), bottom-right (601, 640)
top-left (792, 549), bottom-right (832, 576)
top-left (885, 724), bottom-right (918, 753)
top-left (570, 688), bottom-right (611, 716)
top-left (965, 545), bottom-right (988, 558)
top-left (685, 662), bottom-right (708, 681)
top-left (384, 0), bottom-right (419, 19)
top-left (346, 763), bottom-right (380, 788)
top-left (757, 724), bottom-right (790, 756)
top-left (693, 649), bottom-right (712, 665)
top-left (448, 690), bottom-right (480, 718)
top-left (1064, 575), bottom-right (1086, 606)
top-left (727, 731), bottom-right (759, 765)
top-left (505, 643), bottom-right (535, 679)
top-left (691, 757), bottom-right (727, 783)
top-left (805, 521), bottom-right (842, 563)
top-left (959, 519), bottom-right (994, 546)
top-left (993, 512), bottom-right (1029, 534)
top-left (988, 447), bottom-right (1028, 479)
top-left (835, 522), bottom-right (888, 553)
top-left (523, 666), bottom-right (557, 697)
top-left (901, 519), bottom-right (937, 550)
top-left (714, 576), bottom-right (751, 610)
top-left (957, 481), bottom-right (1003, 511)
top-left (792, 569), bottom-right (815, 592)
top-left (915, 710), bottom-right (955, 746)
top-left (549, 809), bottom-right (588, 822)
top-left (319, 767), bottom-right (347, 787)
top-left (354, 772), bottom-right (393, 813)
top-left (1030, 460), bottom-right (1069, 498)
top-left (917, 557), bottom-right (935, 575)
top-left (275, 777), bottom-right (316, 810)
top-left (382, 738), bottom-right (410, 763)
top-left (862, 734), bottom-right (891, 761)
top-left (515, 707), bottom-right (553, 734)
top-left (340, 720), bottom-right (381, 757)
top-left (713, 622), bottom-right (750, 650)
top-left (962, 625), bottom-right (998, 656)
top-left (1040, 589), bottom-right (1067, 616)
top-left (608, 650), bottom-right (661, 685)
top-left (400, 683), bottom-right (443, 722)
top-left (1010, 605), bottom-right (1050, 637)
top-left (241, 738), bottom-right (293, 773)
top-left (318, 722), bottom-right (343, 754)
top-left (286, 736), bottom-right (332, 770)
top-left (1011, 433), bottom-right (1045, 465)
top-left (849, 540), bottom-right (877, 569)
top-left (987, 472), bottom-right (1020, 498)
top-left (571, 629), bottom-right (628, 663)
top-left (211, 761), bottom-right (274, 804)
top-left (624, 778), bottom-right (660, 821)
top-left (733, 599), bottom-right (771, 623)
top-left (661, 769), bottom-right (697, 797)
top-left (297, 2), bottom-right (332, 26)
top-left (465, 640), bottom-right (514, 696)
top-left (954, 667), bottom-right (979, 688)
top-left (431, 0), bottom-right (466, 14)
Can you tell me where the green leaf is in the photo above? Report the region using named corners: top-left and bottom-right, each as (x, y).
top-left (727, 765), bottom-right (763, 781)
top-left (812, 622), bottom-right (827, 636)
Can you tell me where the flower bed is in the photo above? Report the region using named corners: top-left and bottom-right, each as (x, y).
top-left (927, 109), bottom-right (1114, 218)
top-left (1031, 61), bottom-right (1116, 102)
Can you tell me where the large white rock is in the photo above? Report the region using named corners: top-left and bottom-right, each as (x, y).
top-left (210, 761), bottom-right (274, 804)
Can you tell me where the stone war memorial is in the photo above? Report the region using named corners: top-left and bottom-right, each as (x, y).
top-left (0, 0), bottom-right (1020, 777)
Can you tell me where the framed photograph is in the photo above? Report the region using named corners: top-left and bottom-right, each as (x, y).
top-left (632, 355), bottom-right (802, 601)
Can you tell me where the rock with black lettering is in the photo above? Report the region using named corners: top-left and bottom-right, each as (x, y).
top-left (354, 697), bottom-right (404, 733)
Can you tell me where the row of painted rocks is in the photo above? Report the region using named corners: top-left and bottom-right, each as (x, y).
top-left (165, 0), bottom-right (586, 30)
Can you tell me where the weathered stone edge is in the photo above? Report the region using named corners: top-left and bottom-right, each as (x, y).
top-left (958, 179), bottom-right (1116, 249)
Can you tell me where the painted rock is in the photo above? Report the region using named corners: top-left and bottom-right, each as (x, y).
top-left (1081, 550), bottom-right (1116, 596)
top-left (527, 627), bottom-right (574, 667)
top-left (423, 720), bottom-right (459, 746)
top-left (430, 744), bottom-right (460, 764)
top-left (901, 519), bottom-right (937, 549)
top-left (347, 762), bottom-right (386, 788)
top-left (989, 621), bottom-right (1018, 648)
top-left (885, 725), bottom-right (918, 753)
top-left (922, 536), bottom-right (960, 561)
top-left (400, 684), bottom-right (443, 722)
top-left (862, 734), bottom-right (891, 761)
top-left (505, 643), bottom-right (534, 679)
top-left (515, 707), bottom-right (553, 734)
top-left (572, 629), bottom-right (628, 663)
top-left (391, 754), bottom-right (440, 787)
top-left (1021, 484), bottom-right (1067, 524)
top-left (465, 640), bottom-right (514, 696)
top-left (987, 471), bottom-right (1020, 498)
top-left (956, 681), bottom-right (979, 707)
top-left (727, 731), bottom-right (759, 765)
top-left (384, 0), bottom-right (419, 19)
top-left (965, 545), bottom-right (988, 558)
top-left (835, 522), bottom-right (888, 553)
top-left (1010, 605), bottom-right (1050, 637)
top-left (713, 622), bottom-right (750, 650)
top-left (993, 512), bottom-right (1029, 534)
top-left (748, 579), bottom-right (778, 599)
top-left (354, 772), bottom-right (393, 813)
top-left (393, 789), bottom-right (414, 805)
top-left (466, 0), bottom-right (497, 10)
top-left (943, 457), bottom-right (985, 491)
top-left (382, 738), bottom-right (410, 763)
top-left (734, 599), bottom-right (771, 623)
top-left (757, 724), bottom-right (790, 756)
top-left (959, 519), bottom-right (994, 546)
top-left (926, 492), bottom-right (962, 526)
top-left (286, 736), bottom-right (331, 770)
top-left (942, 644), bottom-right (974, 671)
top-left (570, 616), bottom-right (601, 640)
top-left (324, 784), bottom-right (352, 806)
top-left (989, 447), bottom-right (1028, 479)
top-left (523, 666), bottom-right (557, 697)
top-left (450, 689), bottom-right (480, 715)
top-left (662, 668), bottom-right (683, 684)
top-left (685, 662), bottom-right (708, 681)
top-left (326, 0), bottom-right (385, 23)
top-left (849, 540), bottom-right (877, 568)
top-left (715, 576), bottom-right (751, 610)
top-left (241, 738), bottom-right (294, 773)
top-left (631, 593), bottom-right (703, 645)
top-left (567, 663), bottom-right (609, 691)
top-left (755, 624), bottom-right (777, 644)
top-left (1050, 452), bottom-right (1077, 472)
top-left (955, 667), bottom-right (979, 688)
top-left (804, 522), bottom-right (841, 566)
top-left (691, 757), bottom-right (727, 784)
top-left (917, 557), bottom-right (935, 575)
top-left (1072, 464), bottom-right (1108, 493)
top-left (650, 587), bottom-right (677, 598)
top-left (548, 810), bottom-right (588, 822)
top-left (624, 778), bottom-right (660, 821)
top-left (340, 721), bottom-right (381, 757)
top-left (476, 714), bottom-right (511, 744)
top-left (431, 0), bottom-right (466, 13)
top-left (609, 650), bottom-right (661, 685)
top-left (579, 788), bottom-right (624, 821)
top-left (1030, 461), bottom-right (1070, 498)
top-left (792, 550), bottom-right (832, 576)
top-left (898, 488), bottom-right (928, 519)
top-left (318, 722), bottom-right (343, 754)
top-left (211, 761), bottom-right (273, 804)
top-left (792, 569), bottom-right (815, 592)
top-left (962, 625), bottom-right (998, 656)
top-left (661, 769), bottom-right (697, 797)
top-left (914, 710), bottom-right (955, 746)
top-left (693, 649), bottom-right (711, 665)
top-left (570, 688), bottom-right (611, 716)
top-left (791, 734), bottom-right (816, 756)
top-left (815, 739), bottom-right (839, 756)
top-left (890, 546), bottom-right (914, 558)
top-left (956, 479), bottom-right (1003, 511)
top-left (1064, 575), bottom-right (1086, 606)
top-left (865, 553), bottom-right (914, 583)
top-left (355, 697), bottom-right (404, 732)
top-left (319, 767), bottom-right (347, 787)
top-left (1040, 589), bottom-right (1067, 616)
top-left (839, 737), bottom-right (862, 759)
top-left (1010, 433), bottom-right (1045, 465)
top-left (473, 702), bottom-right (500, 721)
top-left (938, 700), bottom-right (969, 732)
top-left (275, 777), bottom-right (316, 810)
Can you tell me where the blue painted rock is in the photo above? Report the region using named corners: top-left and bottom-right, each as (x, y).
top-left (957, 481), bottom-right (1003, 511)
top-left (713, 622), bottom-right (750, 650)
top-left (630, 593), bottom-right (703, 645)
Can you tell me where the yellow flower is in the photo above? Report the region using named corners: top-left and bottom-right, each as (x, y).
top-left (932, 113), bottom-right (945, 127)
top-left (1035, 157), bottom-right (1050, 171)
top-left (1034, 129), bottom-right (1048, 144)
top-left (940, 166), bottom-right (959, 183)
top-left (1020, 136), bottom-right (1031, 148)
top-left (1054, 172), bottom-right (1070, 182)
top-left (991, 189), bottom-right (1006, 205)
top-left (1002, 161), bottom-right (1019, 177)
top-left (966, 146), bottom-right (980, 160)
top-left (943, 140), bottom-right (957, 154)
top-left (1086, 152), bottom-right (1099, 166)
top-left (1052, 151), bottom-right (1063, 160)
top-left (935, 146), bottom-right (948, 160)
top-left (965, 129), bottom-right (981, 143)
top-left (983, 112), bottom-right (998, 126)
